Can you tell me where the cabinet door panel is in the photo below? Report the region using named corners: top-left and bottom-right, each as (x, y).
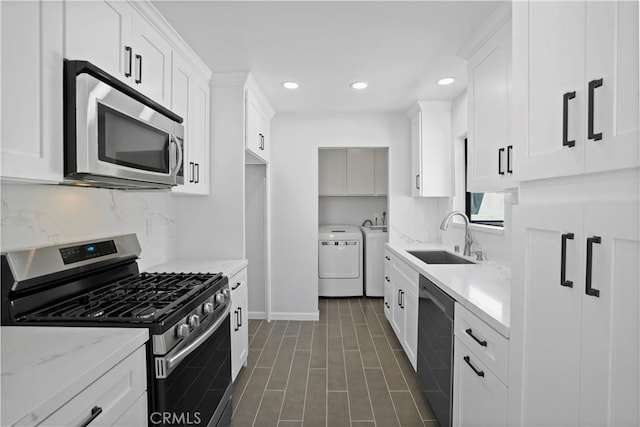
top-left (510, 204), bottom-right (583, 426)
top-left (318, 149), bottom-right (347, 195)
top-left (346, 148), bottom-right (375, 195)
top-left (585, 1), bottom-right (639, 173)
top-left (245, 90), bottom-right (262, 158)
top-left (65, 0), bottom-right (132, 81)
top-left (410, 111), bottom-right (422, 196)
top-left (517, 1), bottom-right (586, 180)
top-left (403, 288), bottom-right (418, 370)
top-left (580, 203), bottom-right (639, 426)
top-left (191, 79), bottom-right (210, 194)
top-left (132, 15), bottom-right (172, 106)
top-left (374, 148), bottom-right (388, 196)
top-left (170, 54), bottom-right (193, 192)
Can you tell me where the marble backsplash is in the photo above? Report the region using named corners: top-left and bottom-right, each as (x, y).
top-left (1, 184), bottom-right (176, 270)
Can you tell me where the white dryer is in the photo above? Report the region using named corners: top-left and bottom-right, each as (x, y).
top-left (318, 225), bottom-right (363, 297)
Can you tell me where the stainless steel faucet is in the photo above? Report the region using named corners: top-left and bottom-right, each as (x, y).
top-left (440, 211), bottom-right (473, 256)
top-left (361, 219), bottom-right (373, 227)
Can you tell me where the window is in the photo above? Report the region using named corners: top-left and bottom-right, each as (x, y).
top-left (464, 139), bottom-right (504, 227)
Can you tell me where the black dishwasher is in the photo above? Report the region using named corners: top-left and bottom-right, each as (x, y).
top-left (417, 274), bottom-right (455, 427)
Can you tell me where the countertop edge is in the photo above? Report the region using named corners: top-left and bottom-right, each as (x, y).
top-left (385, 243), bottom-right (510, 338)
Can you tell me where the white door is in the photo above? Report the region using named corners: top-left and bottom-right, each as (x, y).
top-left (190, 78), bottom-right (210, 194)
top-left (514, 1), bottom-right (586, 181)
top-left (579, 203), bottom-right (639, 426)
top-left (346, 148), bottom-right (375, 195)
top-left (584, 1), bottom-right (639, 173)
top-left (467, 23), bottom-right (511, 192)
top-left (318, 149), bottom-right (347, 195)
top-left (509, 204), bottom-right (584, 426)
top-left (131, 14), bottom-right (172, 106)
top-left (65, 0), bottom-right (133, 82)
top-left (410, 111), bottom-right (422, 196)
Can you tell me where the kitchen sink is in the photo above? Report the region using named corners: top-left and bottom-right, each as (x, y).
top-left (407, 250), bottom-right (475, 265)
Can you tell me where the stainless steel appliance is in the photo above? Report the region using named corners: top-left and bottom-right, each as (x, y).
top-left (1, 235), bottom-right (231, 427)
top-left (417, 274), bottom-right (455, 427)
top-left (64, 60), bottom-right (185, 189)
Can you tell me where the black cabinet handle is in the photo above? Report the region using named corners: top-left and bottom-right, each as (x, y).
top-left (78, 406), bottom-right (103, 427)
top-left (135, 54), bottom-right (142, 84)
top-left (385, 256), bottom-right (391, 261)
top-left (385, 276), bottom-right (390, 282)
top-left (400, 290), bottom-right (405, 309)
top-left (234, 309), bottom-right (239, 331)
top-left (498, 148), bottom-right (505, 175)
top-left (585, 236), bottom-right (601, 297)
top-left (416, 174), bottom-right (420, 190)
top-left (189, 162), bottom-right (194, 183)
top-left (124, 46), bottom-right (132, 77)
top-left (195, 163), bottom-right (200, 184)
top-left (463, 356), bottom-right (485, 377)
top-left (563, 91), bottom-right (576, 147)
top-left (507, 145), bottom-right (513, 173)
top-left (588, 79), bottom-right (603, 141)
top-left (561, 233), bottom-right (574, 288)
top-left (465, 328), bottom-right (487, 347)
top-left (232, 282), bottom-right (241, 290)
top-left (397, 289), bottom-right (401, 306)
top-left (238, 307), bottom-right (243, 327)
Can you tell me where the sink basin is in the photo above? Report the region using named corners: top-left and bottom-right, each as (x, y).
top-left (407, 250), bottom-right (475, 265)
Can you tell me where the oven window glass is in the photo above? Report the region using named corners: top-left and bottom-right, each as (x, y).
top-left (98, 103), bottom-right (170, 173)
top-left (154, 315), bottom-right (231, 427)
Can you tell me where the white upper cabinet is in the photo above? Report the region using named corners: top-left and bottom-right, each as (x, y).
top-left (464, 10), bottom-right (513, 192)
top-left (513, 0), bottom-right (639, 181)
top-left (171, 53), bottom-right (211, 196)
top-left (245, 79), bottom-right (274, 164)
top-left (408, 101), bottom-right (453, 197)
top-left (1, 1), bottom-right (63, 183)
top-left (318, 148), bottom-right (388, 196)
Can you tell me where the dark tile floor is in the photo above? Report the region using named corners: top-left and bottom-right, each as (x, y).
top-left (230, 297), bottom-right (438, 427)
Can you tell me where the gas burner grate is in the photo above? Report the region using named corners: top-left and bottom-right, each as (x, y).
top-left (23, 272), bottom-right (222, 323)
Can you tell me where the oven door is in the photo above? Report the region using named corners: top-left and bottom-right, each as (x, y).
top-left (151, 306), bottom-right (232, 427)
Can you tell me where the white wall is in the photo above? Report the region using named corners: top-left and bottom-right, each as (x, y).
top-left (319, 196), bottom-right (387, 226)
top-left (1, 184), bottom-right (176, 270)
top-left (270, 113), bottom-right (441, 319)
top-left (439, 91), bottom-right (513, 265)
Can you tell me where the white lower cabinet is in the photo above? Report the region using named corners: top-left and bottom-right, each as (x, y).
top-left (453, 339), bottom-right (507, 427)
top-left (41, 346), bottom-right (147, 427)
top-left (230, 267), bottom-right (249, 382)
top-left (383, 253), bottom-right (392, 319)
top-left (385, 249), bottom-right (419, 370)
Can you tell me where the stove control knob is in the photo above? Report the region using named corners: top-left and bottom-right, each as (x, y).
top-left (222, 288), bottom-right (231, 299)
top-left (203, 302), bottom-right (214, 315)
top-left (215, 292), bottom-right (226, 305)
top-left (188, 314), bottom-right (200, 328)
top-left (176, 324), bottom-right (190, 339)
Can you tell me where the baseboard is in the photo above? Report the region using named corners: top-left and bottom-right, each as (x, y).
top-left (248, 311), bottom-right (266, 320)
top-left (269, 311), bottom-right (319, 321)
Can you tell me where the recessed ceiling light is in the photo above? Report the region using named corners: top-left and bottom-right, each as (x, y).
top-left (437, 77), bottom-right (456, 86)
top-left (282, 81), bottom-right (299, 89)
top-left (350, 81), bottom-right (368, 90)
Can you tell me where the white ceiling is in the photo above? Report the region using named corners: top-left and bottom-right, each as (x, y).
top-left (153, 1), bottom-right (502, 113)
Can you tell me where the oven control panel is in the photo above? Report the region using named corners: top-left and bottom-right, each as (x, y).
top-left (59, 240), bottom-right (118, 265)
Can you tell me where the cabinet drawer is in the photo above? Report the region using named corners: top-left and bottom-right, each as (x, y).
top-left (229, 268), bottom-right (247, 292)
top-left (453, 338), bottom-right (507, 427)
top-left (455, 303), bottom-right (509, 384)
top-left (41, 346), bottom-right (147, 427)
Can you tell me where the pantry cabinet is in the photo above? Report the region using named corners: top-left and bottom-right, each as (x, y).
top-left (318, 148), bottom-right (388, 196)
top-left (171, 52), bottom-right (211, 196)
top-left (513, 0), bottom-right (639, 181)
top-left (230, 267), bottom-right (249, 382)
top-left (245, 84), bottom-right (274, 164)
top-left (408, 101), bottom-right (453, 197)
top-left (509, 202), bottom-right (639, 427)
top-left (466, 19), bottom-right (513, 192)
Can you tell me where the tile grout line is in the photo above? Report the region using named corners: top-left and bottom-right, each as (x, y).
top-left (299, 320), bottom-right (314, 426)
top-left (276, 322), bottom-right (303, 424)
top-left (391, 350), bottom-right (432, 423)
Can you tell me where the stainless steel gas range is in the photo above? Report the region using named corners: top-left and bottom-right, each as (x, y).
top-left (1, 234), bottom-right (232, 427)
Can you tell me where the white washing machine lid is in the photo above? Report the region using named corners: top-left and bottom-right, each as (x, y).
top-left (319, 225), bottom-right (362, 240)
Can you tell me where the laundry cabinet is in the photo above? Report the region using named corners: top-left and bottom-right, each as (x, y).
top-left (513, 0), bottom-right (639, 181)
top-left (509, 202), bottom-right (639, 426)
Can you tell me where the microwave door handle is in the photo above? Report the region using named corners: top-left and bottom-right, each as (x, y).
top-left (170, 135), bottom-right (183, 177)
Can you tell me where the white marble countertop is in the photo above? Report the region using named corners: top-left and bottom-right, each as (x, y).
top-left (386, 242), bottom-right (511, 337)
top-left (146, 258), bottom-right (247, 279)
top-left (1, 327), bottom-right (148, 427)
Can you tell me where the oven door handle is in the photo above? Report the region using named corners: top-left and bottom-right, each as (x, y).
top-left (155, 303), bottom-right (231, 379)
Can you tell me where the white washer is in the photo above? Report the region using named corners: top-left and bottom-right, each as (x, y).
top-left (318, 225), bottom-right (363, 297)
top-left (361, 226), bottom-right (389, 297)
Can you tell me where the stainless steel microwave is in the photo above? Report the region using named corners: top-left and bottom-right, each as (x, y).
top-left (63, 60), bottom-right (184, 189)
